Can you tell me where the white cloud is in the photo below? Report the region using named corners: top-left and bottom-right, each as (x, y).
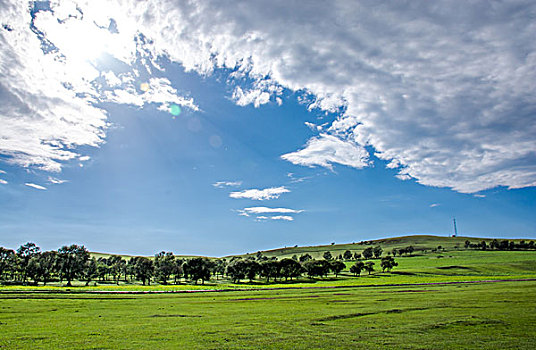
top-left (213, 181), bottom-right (242, 188)
top-left (430, 203), bottom-right (440, 208)
top-left (25, 183), bottom-right (47, 190)
top-left (281, 134), bottom-right (370, 170)
top-left (0, 170), bottom-right (6, 174)
top-left (230, 186), bottom-right (289, 200)
top-left (270, 215), bottom-right (293, 221)
top-left (48, 176), bottom-right (67, 184)
top-left (239, 207), bottom-right (303, 216)
top-left (125, 0), bottom-right (536, 193)
top-left (2, 1), bottom-right (536, 193)
top-left (255, 215), bottom-right (294, 221)
top-left (473, 194), bottom-right (486, 198)
top-left (232, 86), bottom-right (270, 108)
top-left (0, 1), bottom-right (197, 173)
top-left (0, 179), bottom-right (7, 184)
top-left (305, 122), bottom-right (323, 132)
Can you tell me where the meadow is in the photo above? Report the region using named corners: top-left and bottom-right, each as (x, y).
top-left (1, 236), bottom-right (535, 348)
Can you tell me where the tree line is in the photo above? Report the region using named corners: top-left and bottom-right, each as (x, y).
top-left (464, 239), bottom-right (535, 251)
top-left (0, 243), bottom-right (399, 286)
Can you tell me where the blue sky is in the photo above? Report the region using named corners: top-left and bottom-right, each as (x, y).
top-left (1, 1), bottom-right (535, 256)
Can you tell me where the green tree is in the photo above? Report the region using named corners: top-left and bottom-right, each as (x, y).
top-left (173, 259), bottom-right (184, 284)
top-left (299, 253), bottom-right (312, 262)
top-left (303, 260), bottom-right (330, 278)
top-left (279, 258), bottom-right (302, 281)
top-left (82, 257), bottom-right (98, 286)
top-left (362, 247), bottom-right (373, 259)
top-left (184, 258), bottom-right (211, 284)
top-left (323, 251), bottom-right (333, 260)
top-left (134, 257), bottom-right (154, 285)
top-left (108, 255), bottom-right (126, 285)
top-left (330, 260), bottom-right (346, 277)
top-left (260, 260), bottom-right (280, 282)
top-left (353, 252), bottom-right (361, 260)
top-left (343, 250), bottom-right (353, 260)
top-left (0, 247), bottom-right (15, 281)
top-left (364, 261), bottom-right (375, 275)
top-left (226, 259), bottom-right (247, 283)
top-left (57, 245), bottom-right (90, 286)
top-left (28, 251), bottom-right (57, 285)
top-left (350, 261), bottom-right (365, 276)
top-left (244, 260), bottom-right (261, 282)
top-left (373, 246), bottom-right (383, 258)
top-left (154, 251), bottom-right (176, 285)
top-left (17, 242), bottom-right (41, 282)
top-left (380, 256), bottom-right (398, 272)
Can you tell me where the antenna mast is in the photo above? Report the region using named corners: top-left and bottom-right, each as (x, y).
top-left (452, 218), bottom-right (458, 237)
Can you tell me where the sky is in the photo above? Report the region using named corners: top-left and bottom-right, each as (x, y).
top-left (0, 0), bottom-right (535, 256)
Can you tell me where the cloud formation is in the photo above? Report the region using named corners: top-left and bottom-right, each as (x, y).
top-left (25, 183), bottom-right (47, 190)
top-left (240, 207), bottom-right (303, 215)
top-left (2, 1), bottom-right (536, 193)
top-left (230, 186), bottom-right (289, 200)
top-left (213, 181), bottom-right (242, 188)
top-left (0, 1), bottom-right (196, 173)
top-left (122, 0), bottom-right (535, 193)
top-left (239, 207), bottom-right (302, 222)
top-left (282, 134), bottom-right (370, 170)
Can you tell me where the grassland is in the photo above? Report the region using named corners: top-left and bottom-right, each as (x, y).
top-left (1, 280), bottom-right (535, 349)
top-left (1, 235), bottom-right (535, 348)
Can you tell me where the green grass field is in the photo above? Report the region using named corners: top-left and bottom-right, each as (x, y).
top-left (1, 280), bottom-right (535, 349)
top-left (1, 235), bottom-right (535, 348)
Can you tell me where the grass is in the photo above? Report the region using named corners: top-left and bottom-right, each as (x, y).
top-left (1, 235), bottom-right (535, 348)
top-left (1, 280), bottom-right (535, 349)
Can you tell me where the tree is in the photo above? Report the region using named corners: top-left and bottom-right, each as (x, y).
top-left (343, 250), bottom-right (353, 260)
top-left (380, 256), bottom-right (398, 272)
top-left (245, 260), bottom-right (261, 282)
top-left (350, 261), bottom-right (365, 276)
top-left (279, 258), bottom-right (302, 281)
top-left (108, 255), bottom-right (126, 285)
top-left (330, 260), bottom-right (345, 277)
top-left (226, 259), bottom-right (247, 283)
top-left (303, 260), bottom-right (330, 278)
top-left (173, 259), bottom-right (184, 284)
top-left (134, 257), bottom-right (154, 285)
top-left (97, 258), bottom-right (110, 281)
top-left (260, 260), bottom-right (280, 282)
top-left (213, 259), bottom-right (226, 280)
top-left (323, 251), bottom-right (333, 260)
top-left (373, 246), bottom-right (383, 258)
top-left (31, 251), bottom-right (57, 285)
top-left (362, 247), bottom-right (373, 259)
top-left (0, 247), bottom-right (15, 281)
top-left (184, 258), bottom-right (211, 284)
top-left (82, 257), bottom-right (98, 286)
top-left (17, 242), bottom-right (41, 282)
top-left (353, 252), bottom-right (361, 260)
top-left (57, 245), bottom-right (90, 286)
top-left (364, 261), bottom-right (375, 275)
top-left (299, 253), bottom-right (312, 262)
top-left (154, 251), bottom-right (176, 285)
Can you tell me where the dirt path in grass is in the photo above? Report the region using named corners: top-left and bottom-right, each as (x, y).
top-left (1, 278), bottom-right (535, 295)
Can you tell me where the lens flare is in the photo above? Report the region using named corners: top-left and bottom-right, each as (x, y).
top-left (169, 104), bottom-right (181, 116)
top-left (140, 82), bottom-right (150, 92)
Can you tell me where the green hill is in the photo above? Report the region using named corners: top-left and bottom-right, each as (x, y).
top-left (236, 235), bottom-right (533, 260)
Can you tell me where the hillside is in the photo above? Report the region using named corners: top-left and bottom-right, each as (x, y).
top-left (236, 235), bottom-right (532, 260)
